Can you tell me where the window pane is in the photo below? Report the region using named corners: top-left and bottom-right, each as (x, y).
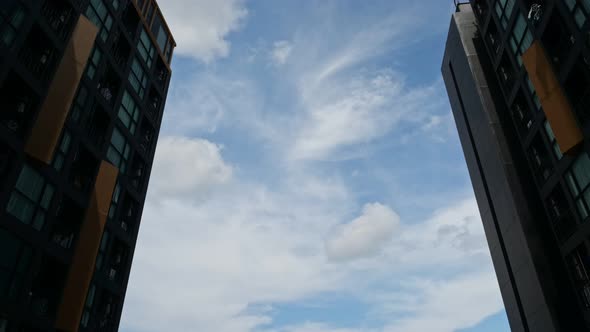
top-left (578, 199), bottom-right (589, 219)
top-left (6, 193), bottom-right (35, 224)
top-left (574, 154), bottom-right (590, 189)
top-left (0, 229), bottom-right (20, 269)
top-left (15, 166), bottom-right (45, 202)
top-left (15, 247), bottom-right (31, 274)
top-left (575, 9), bottom-right (586, 28)
top-left (568, 173), bottom-right (580, 196)
top-left (40, 185), bottom-right (54, 209)
top-left (32, 211), bottom-right (45, 231)
top-left (111, 129), bottom-right (125, 151)
top-left (107, 147), bottom-right (121, 166)
top-left (513, 15), bottom-right (526, 41)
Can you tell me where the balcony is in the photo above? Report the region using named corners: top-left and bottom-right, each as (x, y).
top-left (51, 197), bottom-right (84, 250)
top-left (473, 0), bottom-right (488, 21)
top-left (0, 144), bottom-right (12, 181)
top-left (138, 122), bottom-right (154, 155)
top-left (0, 72), bottom-right (38, 137)
top-left (41, 0), bottom-right (76, 41)
top-left (96, 293), bottom-right (118, 329)
top-left (120, 196), bottom-right (138, 233)
top-left (110, 29), bottom-right (131, 69)
top-left (97, 65), bottom-right (121, 106)
top-left (542, 10), bottom-right (574, 71)
top-left (129, 156), bottom-right (146, 192)
top-left (29, 257), bottom-right (67, 320)
top-left (19, 25), bottom-right (58, 82)
top-left (547, 188), bottom-right (577, 242)
top-left (511, 91), bottom-right (534, 135)
top-left (85, 102), bottom-right (110, 150)
top-left (568, 246), bottom-right (590, 308)
top-left (485, 19), bottom-right (500, 55)
top-left (147, 87), bottom-right (162, 121)
top-left (154, 57), bottom-right (169, 89)
top-left (70, 147), bottom-right (99, 193)
top-left (122, 3), bottom-right (140, 40)
top-left (565, 57), bottom-right (590, 126)
top-left (497, 53), bottom-right (514, 93)
top-left (527, 136), bottom-right (552, 183)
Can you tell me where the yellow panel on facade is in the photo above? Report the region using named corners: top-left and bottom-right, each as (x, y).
top-left (25, 16), bottom-right (98, 164)
top-left (55, 162), bottom-right (118, 332)
top-left (523, 41), bottom-right (583, 155)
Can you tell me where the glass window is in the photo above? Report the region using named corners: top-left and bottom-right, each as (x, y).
top-left (566, 153), bottom-right (590, 220)
top-left (509, 14), bottom-right (533, 66)
top-left (137, 28), bottom-right (155, 69)
top-left (151, 13), bottom-right (169, 52)
top-left (52, 131), bottom-right (72, 171)
top-left (80, 283), bottom-right (97, 328)
top-left (111, 0), bottom-right (120, 11)
top-left (146, 3), bottom-right (155, 23)
top-left (0, 2), bottom-right (26, 47)
top-left (565, 0), bottom-right (590, 28)
top-left (69, 85), bottom-right (89, 123)
top-left (108, 182), bottom-right (121, 220)
top-left (128, 58), bottom-right (148, 99)
top-left (6, 165), bottom-right (54, 230)
top-left (165, 41), bottom-right (173, 63)
top-left (95, 231), bottom-right (110, 270)
top-left (85, 0), bottom-right (113, 42)
top-left (0, 228), bottom-right (32, 298)
top-left (526, 75), bottom-right (542, 111)
top-left (567, 245), bottom-right (590, 307)
top-left (543, 121), bottom-right (563, 160)
top-left (495, 0), bottom-right (515, 30)
top-left (118, 91), bottom-right (140, 134)
top-left (86, 46), bottom-right (102, 80)
top-left (107, 128), bottom-right (131, 173)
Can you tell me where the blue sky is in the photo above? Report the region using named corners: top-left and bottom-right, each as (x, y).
top-left (120, 1), bottom-right (510, 331)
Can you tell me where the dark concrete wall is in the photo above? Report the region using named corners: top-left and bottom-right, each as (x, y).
top-left (441, 6), bottom-right (564, 332)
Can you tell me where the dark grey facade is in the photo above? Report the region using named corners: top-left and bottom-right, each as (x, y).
top-left (0, 0), bottom-right (175, 331)
top-left (442, 1), bottom-right (590, 331)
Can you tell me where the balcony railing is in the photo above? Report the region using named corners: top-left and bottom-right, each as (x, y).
top-left (41, 0), bottom-right (76, 41)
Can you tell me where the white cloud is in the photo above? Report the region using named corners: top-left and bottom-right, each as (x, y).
top-left (281, 7), bottom-right (445, 161)
top-left (149, 137), bottom-right (232, 200)
top-left (326, 203), bottom-right (399, 261)
top-left (290, 71), bottom-right (440, 161)
top-left (383, 272), bottom-right (503, 332)
top-left (271, 41), bottom-right (293, 65)
top-left (266, 323), bottom-right (365, 332)
top-left (122, 3), bottom-right (502, 332)
top-left (159, 0), bottom-right (248, 62)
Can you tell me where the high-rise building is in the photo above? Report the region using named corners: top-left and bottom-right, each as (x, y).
top-left (442, 0), bottom-right (590, 331)
top-left (0, 0), bottom-right (174, 331)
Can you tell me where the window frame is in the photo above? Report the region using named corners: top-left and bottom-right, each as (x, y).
top-left (128, 57), bottom-right (148, 99)
top-left (495, 0), bottom-right (516, 30)
top-left (106, 128), bottom-right (131, 174)
top-left (566, 153), bottom-right (590, 221)
top-left (0, 228), bottom-right (32, 299)
top-left (6, 165), bottom-right (55, 230)
top-left (85, 0), bottom-right (114, 42)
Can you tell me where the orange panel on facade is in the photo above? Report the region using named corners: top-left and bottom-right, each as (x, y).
top-left (523, 41), bottom-right (583, 155)
top-left (25, 16), bottom-right (98, 164)
top-left (55, 162), bottom-right (118, 332)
